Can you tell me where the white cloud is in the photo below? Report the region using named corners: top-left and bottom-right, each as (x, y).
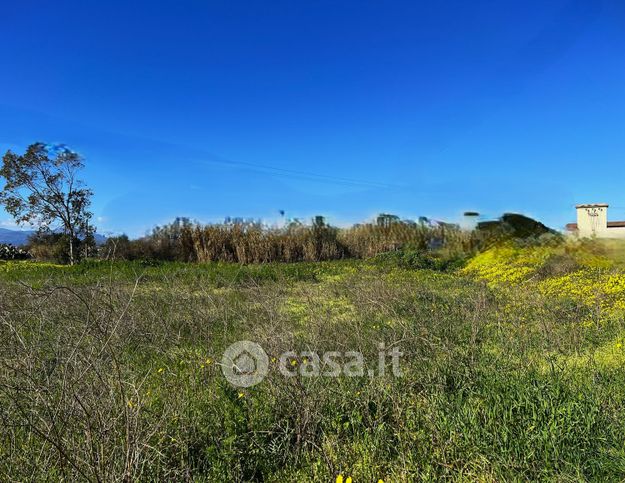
top-left (0, 219), bottom-right (18, 228)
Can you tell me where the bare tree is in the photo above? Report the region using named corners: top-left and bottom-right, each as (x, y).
top-left (0, 142), bottom-right (94, 265)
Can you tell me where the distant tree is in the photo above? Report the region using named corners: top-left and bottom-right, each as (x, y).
top-left (476, 213), bottom-right (559, 247)
top-left (377, 213), bottom-right (400, 227)
top-left (0, 143), bottom-right (94, 264)
top-left (99, 235), bottom-right (133, 260)
top-left (286, 218), bottom-right (303, 229)
top-left (313, 215), bottom-right (326, 228)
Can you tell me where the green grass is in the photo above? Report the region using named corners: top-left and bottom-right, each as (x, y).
top-left (0, 258), bottom-right (363, 286)
top-left (594, 239), bottom-right (625, 268)
top-left (1, 255), bottom-right (625, 481)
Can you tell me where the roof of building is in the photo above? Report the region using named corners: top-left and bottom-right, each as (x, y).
top-left (576, 203), bottom-right (609, 208)
top-left (566, 223), bottom-right (577, 231)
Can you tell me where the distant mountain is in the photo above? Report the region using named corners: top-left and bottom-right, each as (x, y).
top-left (0, 228), bottom-right (107, 246)
top-left (93, 233), bottom-right (108, 245)
top-left (0, 228), bottom-right (35, 246)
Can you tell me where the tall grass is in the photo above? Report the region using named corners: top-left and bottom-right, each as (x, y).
top-left (101, 218), bottom-right (478, 264)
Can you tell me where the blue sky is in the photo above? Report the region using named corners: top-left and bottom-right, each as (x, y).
top-left (1, 0), bottom-right (625, 237)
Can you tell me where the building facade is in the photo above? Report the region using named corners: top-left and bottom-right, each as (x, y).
top-left (566, 204), bottom-right (625, 239)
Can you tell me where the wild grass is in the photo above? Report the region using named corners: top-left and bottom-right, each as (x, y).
top-left (1, 242), bottom-right (625, 481)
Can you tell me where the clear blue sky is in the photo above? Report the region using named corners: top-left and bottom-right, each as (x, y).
top-left (1, 0), bottom-right (625, 237)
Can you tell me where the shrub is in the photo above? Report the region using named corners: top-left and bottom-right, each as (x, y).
top-left (0, 243), bottom-right (30, 260)
top-left (535, 253), bottom-right (581, 279)
top-left (26, 231), bottom-right (96, 263)
top-left (26, 232), bottom-right (72, 263)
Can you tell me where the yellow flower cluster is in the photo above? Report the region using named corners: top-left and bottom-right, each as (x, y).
top-left (336, 474), bottom-right (385, 482)
top-left (538, 270), bottom-right (625, 321)
top-left (464, 244), bottom-right (625, 323)
top-left (543, 336), bottom-right (625, 372)
top-left (462, 245), bottom-right (551, 287)
top-left (0, 260), bottom-right (66, 272)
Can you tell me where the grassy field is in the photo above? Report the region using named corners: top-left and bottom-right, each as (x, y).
top-left (2, 242), bottom-right (625, 481)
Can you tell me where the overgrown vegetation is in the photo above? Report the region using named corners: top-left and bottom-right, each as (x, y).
top-left (99, 216), bottom-right (484, 264)
top-left (2, 239), bottom-right (625, 480)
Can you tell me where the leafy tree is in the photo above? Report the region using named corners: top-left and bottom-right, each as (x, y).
top-left (377, 213), bottom-right (400, 227)
top-left (0, 143), bottom-right (95, 264)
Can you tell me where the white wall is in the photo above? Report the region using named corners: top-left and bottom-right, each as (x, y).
top-left (603, 227), bottom-right (625, 239)
top-left (575, 204), bottom-right (625, 239)
top-left (576, 204), bottom-right (608, 237)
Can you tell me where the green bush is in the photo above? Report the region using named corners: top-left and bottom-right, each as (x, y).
top-left (0, 243), bottom-right (30, 260)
